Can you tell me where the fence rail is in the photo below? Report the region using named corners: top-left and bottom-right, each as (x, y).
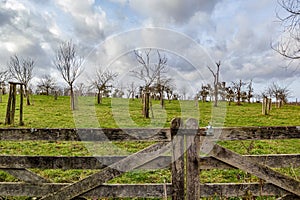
top-left (0, 122), bottom-right (299, 199)
top-left (0, 126), bottom-right (299, 141)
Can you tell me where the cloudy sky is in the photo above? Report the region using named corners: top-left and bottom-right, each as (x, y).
top-left (0, 0), bottom-right (299, 100)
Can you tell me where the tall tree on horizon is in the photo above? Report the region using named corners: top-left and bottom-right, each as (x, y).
top-left (8, 54), bottom-right (35, 105)
top-left (207, 61), bottom-right (221, 107)
top-left (54, 40), bottom-right (83, 110)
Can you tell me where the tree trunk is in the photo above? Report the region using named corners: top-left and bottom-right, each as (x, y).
top-left (143, 92), bottom-right (150, 118)
top-left (160, 91), bottom-right (164, 108)
top-left (70, 85), bottom-right (75, 110)
top-left (97, 91), bottom-right (102, 104)
top-left (214, 85), bottom-right (218, 107)
top-left (24, 86), bottom-right (31, 106)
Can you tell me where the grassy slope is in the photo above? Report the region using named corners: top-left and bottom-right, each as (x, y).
top-left (0, 95), bottom-right (299, 199)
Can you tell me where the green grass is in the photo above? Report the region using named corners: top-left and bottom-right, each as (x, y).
top-left (0, 95), bottom-right (299, 199)
top-left (0, 95), bottom-right (299, 128)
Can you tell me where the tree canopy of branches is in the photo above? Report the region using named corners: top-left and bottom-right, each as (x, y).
top-left (273, 0), bottom-right (300, 59)
top-left (207, 61), bottom-right (221, 107)
top-left (232, 80), bottom-right (247, 105)
top-left (269, 82), bottom-right (290, 108)
top-left (126, 82), bottom-right (138, 100)
top-left (7, 54), bottom-right (35, 105)
top-left (37, 75), bottom-right (56, 95)
top-left (54, 40), bottom-right (83, 110)
top-left (90, 69), bottom-right (118, 104)
top-left (131, 49), bottom-right (168, 118)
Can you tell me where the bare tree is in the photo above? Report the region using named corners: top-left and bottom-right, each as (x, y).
top-left (199, 84), bottom-right (210, 103)
top-left (8, 55), bottom-right (35, 105)
top-left (232, 80), bottom-right (247, 105)
top-left (37, 75), bottom-right (56, 95)
top-left (247, 80), bottom-right (254, 103)
top-left (269, 82), bottom-right (290, 108)
top-left (131, 49), bottom-right (167, 118)
top-left (207, 61), bottom-right (221, 107)
top-left (0, 69), bottom-right (10, 102)
top-left (126, 82), bottom-right (138, 100)
top-left (90, 69), bottom-right (118, 104)
top-left (273, 0), bottom-right (300, 60)
top-left (54, 40), bottom-right (83, 110)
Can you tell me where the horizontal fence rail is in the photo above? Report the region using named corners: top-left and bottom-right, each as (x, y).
top-left (0, 154), bottom-right (299, 169)
top-left (0, 183), bottom-right (292, 198)
top-left (0, 126), bottom-right (299, 141)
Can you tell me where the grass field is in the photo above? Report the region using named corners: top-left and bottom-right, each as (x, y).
top-left (0, 95), bottom-right (299, 199)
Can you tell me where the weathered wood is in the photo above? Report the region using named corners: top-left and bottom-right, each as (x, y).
top-left (0, 126), bottom-right (299, 141)
top-left (0, 128), bottom-right (170, 141)
top-left (0, 155), bottom-right (171, 170)
top-left (5, 83), bottom-right (13, 125)
top-left (200, 183), bottom-right (291, 198)
top-left (0, 154), bottom-right (299, 170)
top-left (3, 169), bottom-right (51, 184)
top-left (171, 118), bottom-right (185, 200)
top-left (200, 154), bottom-right (300, 169)
top-left (0, 183), bottom-right (291, 198)
top-left (210, 144), bottom-right (300, 196)
top-left (11, 84), bottom-right (16, 125)
top-left (276, 195), bottom-right (300, 200)
top-left (185, 118), bottom-right (200, 200)
top-left (40, 141), bottom-right (170, 200)
top-left (19, 84), bottom-right (24, 126)
top-left (217, 126), bottom-right (300, 140)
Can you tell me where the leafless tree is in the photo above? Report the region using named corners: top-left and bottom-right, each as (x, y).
top-left (126, 82), bottom-right (138, 100)
top-left (269, 82), bottom-right (290, 108)
top-left (0, 69), bottom-right (10, 102)
top-left (54, 40), bottom-right (83, 110)
top-left (272, 0), bottom-right (300, 60)
top-left (90, 69), bottom-right (118, 104)
top-left (131, 49), bottom-right (167, 118)
top-left (37, 75), bottom-right (56, 95)
top-left (232, 80), bottom-right (247, 105)
top-left (207, 61), bottom-right (221, 107)
top-left (7, 55), bottom-right (35, 105)
top-left (247, 80), bottom-right (254, 103)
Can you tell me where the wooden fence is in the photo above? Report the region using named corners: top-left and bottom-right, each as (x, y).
top-left (0, 119), bottom-right (299, 199)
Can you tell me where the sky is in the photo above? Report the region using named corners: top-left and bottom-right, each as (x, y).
top-left (0, 0), bottom-right (299, 100)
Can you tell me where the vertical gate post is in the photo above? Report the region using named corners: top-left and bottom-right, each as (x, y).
top-left (11, 83), bottom-right (17, 125)
top-left (5, 83), bottom-right (13, 125)
top-left (171, 118), bottom-right (185, 200)
top-left (19, 84), bottom-right (24, 126)
top-left (186, 118), bottom-right (200, 200)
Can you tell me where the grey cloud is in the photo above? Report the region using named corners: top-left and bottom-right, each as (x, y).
top-left (128, 0), bottom-right (220, 24)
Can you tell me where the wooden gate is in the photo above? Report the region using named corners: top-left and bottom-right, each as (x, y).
top-left (0, 119), bottom-right (299, 199)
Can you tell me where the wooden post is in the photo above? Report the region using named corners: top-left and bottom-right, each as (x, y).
top-left (267, 98), bottom-right (272, 114)
top-left (171, 118), bottom-right (185, 200)
top-left (185, 118), bottom-right (200, 200)
top-left (10, 84), bottom-right (17, 125)
top-left (5, 83), bottom-right (13, 125)
top-left (19, 84), bottom-right (24, 126)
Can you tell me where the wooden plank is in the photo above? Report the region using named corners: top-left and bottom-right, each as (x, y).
top-left (3, 169), bottom-right (50, 184)
top-left (0, 155), bottom-right (171, 170)
top-left (40, 141), bottom-right (170, 200)
top-left (0, 128), bottom-right (170, 141)
top-left (200, 183), bottom-right (291, 198)
top-left (0, 154), bottom-right (299, 169)
top-left (0, 183), bottom-right (291, 198)
top-left (210, 144), bottom-right (300, 196)
top-left (0, 126), bottom-right (299, 142)
top-left (170, 118), bottom-right (185, 200)
top-left (200, 154), bottom-right (300, 169)
top-left (185, 118), bottom-right (200, 200)
top-left (218, 126), bottom-right (300, 140)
